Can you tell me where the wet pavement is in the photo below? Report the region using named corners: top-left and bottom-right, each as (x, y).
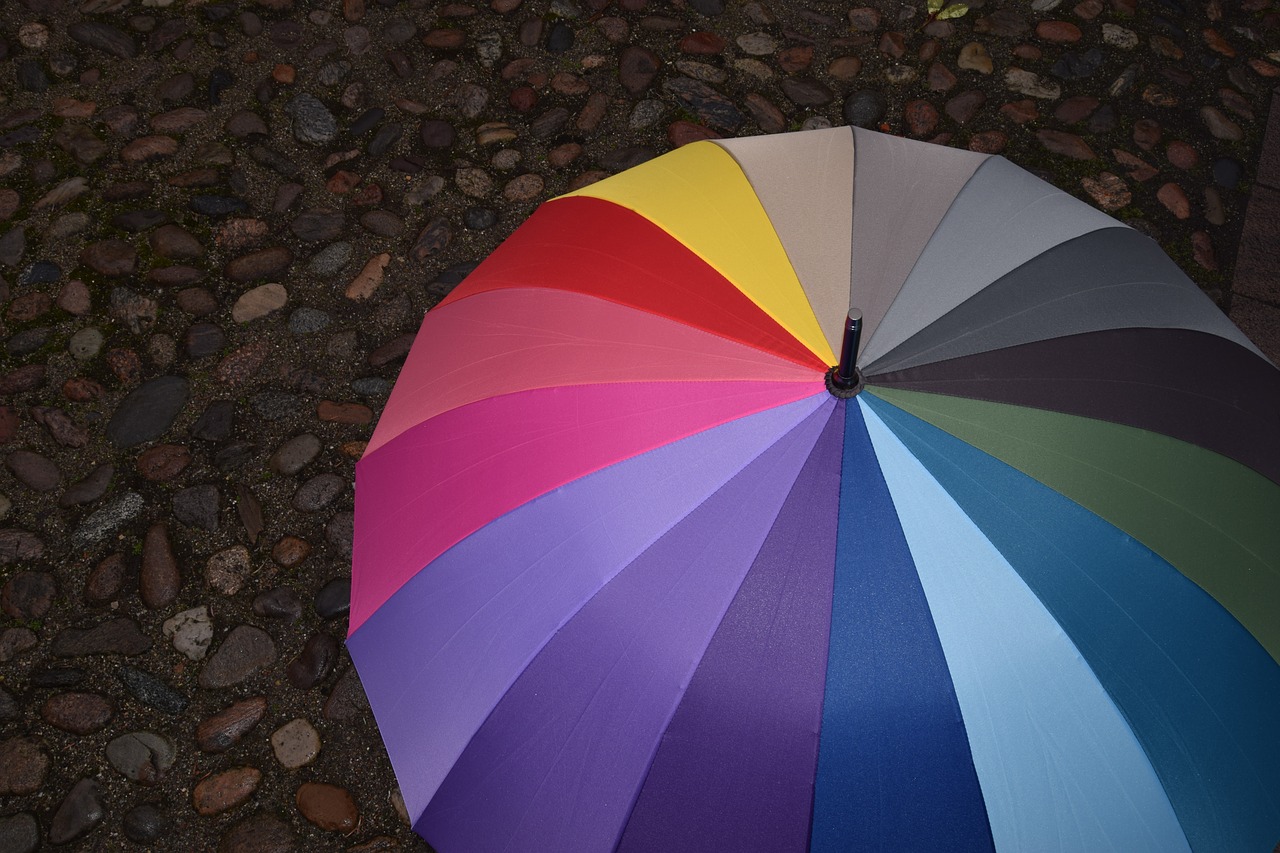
top-left (1, 0), bottom-right (1277, 850)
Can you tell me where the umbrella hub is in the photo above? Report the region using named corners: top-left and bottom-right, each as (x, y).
top-left (826, 364), bottom-right (864, 398)
top-left (828, 309), bottom-right (864, 398)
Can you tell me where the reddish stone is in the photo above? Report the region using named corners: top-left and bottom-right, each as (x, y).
top-left (62, 377), bottom-right (105, 402)
top-left (1037, 129), bottom-right (1096, 160)
top-left (1, 365), bottom-right (46, 395)
top-left (41, 693), bottom-right (114, 734)
top-left (120, 135), bottom-right (178, 163)
top-left (918, 39), bottom-right (941, 62)
top-left (137, 444), bottom-right (191, 481)
top-left (619, 45), bottom-right (661, 95)
top-left (904, 100), bottom-right (939, 137)
top-left (1074, 0), bottom-right (1104, 18)
top-left (667, 120), bottom-right (721, 147)
top-left (1248, 58), bottom-right (1280, 77)
top-left (1191, 231), bottom-right (1218, 271)
top-left (0, 407), bottom-right (18, 445)
top-left (1080, 172), bottom-right (1132, 211)
top-left (1112, 149), bottom-right (1158, 183)
top-left (216, 341), bottom-right (270, 385)
top-left (945, 90), bottom-right (986, 124)
top-left (193, 767), bottom-right (260, 815)
top-left (1166, 140), bottom-right (1199, 169)
top-left (552, 71), bottom-right (589, 95)
top-left (743, 93), bottom-right (786, 133)
top-left (326, 170), bottom-right (361, 194)
top-left (317, 401), bottom-right (373, 424)
top-left (422, 28), bottom-right (465, 48)
top-left (827, 56), bottom-right (862, 80)
top-left (8, 293), bottom-right (52, 322)
top-left (576, 92), bottom-right (609, 131)
top-left (272, 536), bottom-right (312, 568)
top-left (548, 142), bottom-right (583, 167)
top-left (848, 7), bottom-right (882, 30)
top-left (1054, 95), bottom-right (1100, 123)
top-left (85, 553), bottom-right (126, 602)
top-left (777, 45), bottom-right (814, 72)
top-left (296, 782), bottom-right (359, 832)
top-left (928, 61), bottom-right (957, 92)
top-left (1036, 20), bottom-right (1082, 42)
top-left (1157, 182), bottom-right (1192, 219)
top-left (679, 31), bottom-right (725, 54)
top-left (1201, 27), bottom-right (1236, 56)
top-left (106, 348), bottom-right (142, 384)
top-left (1000, 99), bottom-right (1039, 124)
top-left (879, 31), bottom-right (906, 58)
top-left (1013, 43), bottom-right (1042, 60)
top-left (509, 86), bottom-right (537, 111)
top-left (1132, 118), bottom-right (1161, 151)
top-left (196, 697), bottom-right (268, 753)
top-left (968, 130), bottom-right (1007, 153)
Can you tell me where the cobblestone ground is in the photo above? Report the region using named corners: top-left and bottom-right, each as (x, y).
top-left (0, 0), bottom-right (1276, 849)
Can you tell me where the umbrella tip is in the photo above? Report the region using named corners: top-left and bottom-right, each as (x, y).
top-left (828, 310), bottom-right (863, 398)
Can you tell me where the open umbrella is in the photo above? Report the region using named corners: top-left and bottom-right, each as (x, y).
top-left (347, 127), bottom-right (1280, 853)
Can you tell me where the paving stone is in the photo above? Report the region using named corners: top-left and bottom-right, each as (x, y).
top-left (0, 813), bottom-right (39, 853)
top-left (197, 697), bottom-right (268, 753)
top-left (123, 803), bottom-right (169, 845)
top-left (207, 546), bottom-right (252, 595)
top-left (1081, 171), bottom-right (1132, 210)
top-left (106, 376), bottom-right (189, 447)
top-left (48, 779), bottom-right (105, 845)
top-left (59, 463), bottom-right (113, 507)
top-left (1037, 129), bottom-right (1097, 159)
top-left (41, 692), bottom-right (115, 734)
top-left (254, 586), bottom-right (305, 620)
top-left (296, 781), bottom-right (359, 831)
top-left (201, 625), bottom-right (277, 688)
top-left (174, 484), bottom-right (220, 531)
top-left (118, 665), bottom-right (189, 714)
top-left (0, 737), bottom-right (48, 795)
top-left (106, 731), bottom-right (177, 784)
top-left (194, 767), bottom-right (261, 815)
top-left (164, 606), bottom-right (213, 660)
top-left (272, 718), bottom-right (321, 768)
top-left (287, 631), bottom-right (340, 688)
top-left (52, 617), bottom-right (151, 657)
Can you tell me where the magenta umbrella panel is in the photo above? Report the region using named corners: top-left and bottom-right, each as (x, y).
top-left (347, 128), bottom-right (1280, 852)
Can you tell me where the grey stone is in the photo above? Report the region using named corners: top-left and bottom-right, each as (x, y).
top-left (843, 90), bottom-right (887, 127)
top-left (67, 21), bottom-right (137, 58)
top-left (72, 492), bottom-right (144, 546)
top-left (192, 400), bottom-right (235, 442)
top-left (0, 813), bottom-right (38, 853)
top-left (270, 434), bottom-right (322, 474)
top-left (123, 803), bottom-right (169, 844)
top-left (106, 731), bottom-right (177, 783)
top-left (173, 484), bottom-right (219, 531)
top-left (106, 376), bottom-right (190, 447)
top-left (314, 578), bottom-right (351, 619)
top-left (59, 464), bottom-right (113, 507)
top-left (293, 473), bottom-right (345, 512)
top-left (289, 307), bottom-right (331, 335)
top-left (287, 94), bottom-right (337, 144)
top-left (286, 631), bottom-right (339, 688)
top-left (118, 665), bottom-right (189, 714)
top-left (308, 242), bottom-right (353, 276)
top-left (49, 779), bottom-right (105, 845)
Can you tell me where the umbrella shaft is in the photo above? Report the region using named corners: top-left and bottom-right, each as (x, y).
top-left (835, 311), bottom-right (862, 388)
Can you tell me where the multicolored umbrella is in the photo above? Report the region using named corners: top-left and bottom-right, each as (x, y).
top-left (347, 127), bottom-right (1280, 852)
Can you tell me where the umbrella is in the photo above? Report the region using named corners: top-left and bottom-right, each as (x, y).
top-left (347, 127), bottom-right (1280, 852)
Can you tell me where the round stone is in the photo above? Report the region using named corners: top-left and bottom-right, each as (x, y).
top-left (163, 606), bottom-right (213, 660)
top-left (0, 738), bottom-right (49, 795)
top-left (0, 813), bottom-right (39, 853)
top-left (270, 434), bottom-right (322, 475)
top-left (68, 327), bottom-right (104, 360)
top-left (122, 803), bottom-right (169, 844)
top-left (842, 90), bottom-right (886, 127)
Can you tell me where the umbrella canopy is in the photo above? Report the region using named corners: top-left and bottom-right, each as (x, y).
top-left (347, 127), bottom-right (1280, 853)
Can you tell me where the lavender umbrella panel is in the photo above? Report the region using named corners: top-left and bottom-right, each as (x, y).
top-left (347, 128), bottom-right (1280, 852)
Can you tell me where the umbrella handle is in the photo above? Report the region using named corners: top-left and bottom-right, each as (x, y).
top-left (828, 310), bottom-right (864, 397)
